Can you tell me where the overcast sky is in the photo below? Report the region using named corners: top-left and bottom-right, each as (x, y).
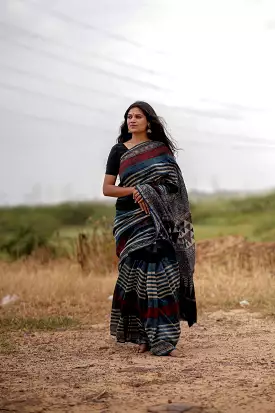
top-left (0, 0), bottom-right (275, 205)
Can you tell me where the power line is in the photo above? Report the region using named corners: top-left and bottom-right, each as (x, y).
top-left (182, 139), bottom-right (275, 150)
top-left (0, 30), bottom-right (273, 147)
top-left (0, 104), bottom-right (112, 132)
top-left (0, 63), bottom-right (132, 103)
top-left (0, 19), bottom-right (172, 79)
top-left (2, 62), bottom-right (243, 125)
top-left (3, 63), bottom-right (270, 148)
top-left (3, 12), bottom-right (244, 122)
top-left (1, 63), bottom-right (268, 146)
top-left (197, 129), bottom-right (275, 147)
top-left (1, 105), bottom-right (275, 151)
top-left (0, 34), bottom-right (169, 92)
top-left (1, 66), bottom-right (274, 148)
top-left (0, 81), bottom-right (116, 116)
top-left (23, 0), bottom-right (167, 55)
top-left (2, 22), bottom-right (269, 134)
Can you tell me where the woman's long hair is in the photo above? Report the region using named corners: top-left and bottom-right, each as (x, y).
top-left (117, 101), bottom-right (178, 155)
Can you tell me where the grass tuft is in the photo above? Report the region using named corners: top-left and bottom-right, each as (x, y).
top-left (0, 315), bottom-right (79, 332)
top-left (0, 334), bottom-right (17, 354)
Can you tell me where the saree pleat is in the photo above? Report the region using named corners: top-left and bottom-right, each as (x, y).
top-left (111, 240), bottom-right (181, 355)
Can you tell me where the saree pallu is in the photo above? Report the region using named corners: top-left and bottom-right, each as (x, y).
top-left (110, 141), bottom-right (196, 356)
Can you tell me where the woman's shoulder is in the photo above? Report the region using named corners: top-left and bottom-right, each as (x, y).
top-left (109, 142), bottom-right (127, 153)
top-left (105, 143), bottom-right (127, 175)
top-left (109, 143), bottom-right (127, 160)
top-left (107, 143), bottom-right (127, 162)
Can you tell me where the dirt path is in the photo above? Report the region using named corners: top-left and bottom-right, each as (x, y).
top-left (1, 310), bottom-right (275, 413)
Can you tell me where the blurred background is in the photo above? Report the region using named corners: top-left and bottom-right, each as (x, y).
top-left (1, 0), bottom-right (275, 259)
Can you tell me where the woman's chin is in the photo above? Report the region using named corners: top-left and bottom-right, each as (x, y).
top-left (129, 128), bottom-right (144, 133)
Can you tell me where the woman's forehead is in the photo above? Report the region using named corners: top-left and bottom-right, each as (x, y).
top-left (128, 107), bottom-right (144, 116)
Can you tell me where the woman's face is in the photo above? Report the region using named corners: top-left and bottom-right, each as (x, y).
top-left (127, 107), bottom-right (147, 134)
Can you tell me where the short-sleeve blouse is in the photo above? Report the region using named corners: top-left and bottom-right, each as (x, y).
top-left (105, 143), bottom-right (128, 176)
top-left (105, 143), bottom-right (138, 211)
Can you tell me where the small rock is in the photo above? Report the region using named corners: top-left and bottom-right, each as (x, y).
top-left (239, 300), bottom-right (249, 307)
top-left (0, 294), bottom-right (19, 307)
top-left (147, 403), bottom-right (220, 412)
top-left (147, 403), bottom-right (198, 412)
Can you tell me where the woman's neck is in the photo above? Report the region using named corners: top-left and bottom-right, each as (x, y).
top-left (131, 132), bottom-right (150, 142)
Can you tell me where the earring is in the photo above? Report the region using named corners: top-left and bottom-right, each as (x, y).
top-left (147, 123), bottom-right (152, 134)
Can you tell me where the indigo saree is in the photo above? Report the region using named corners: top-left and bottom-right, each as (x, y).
top-left (110, 140), bottom-right (196, 356)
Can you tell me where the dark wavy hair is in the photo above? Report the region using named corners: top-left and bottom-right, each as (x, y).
top-left (117, 101), bottom-right (178, 155)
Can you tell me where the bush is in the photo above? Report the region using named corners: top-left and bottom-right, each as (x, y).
top-left (76, 216), bottom-right (116, 274)
top-left (0, 202), bottom-right (115, 260)
top-left (0, 214), bottom-right (59, 259)
top-left (49, 203), bottom-right (94, 226)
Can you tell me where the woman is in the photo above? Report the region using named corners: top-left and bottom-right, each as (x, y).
top-left (103, 101), bottom-right (196, 357)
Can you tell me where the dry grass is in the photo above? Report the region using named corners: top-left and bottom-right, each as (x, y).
top-left (0, 236), bottom-right (275, 332)
top-left (0, 260), bottom-right (115, 329)
top-left (197, 258), bottom-right (275, 313)
top-left (196, 236), bottom-right (275, 314)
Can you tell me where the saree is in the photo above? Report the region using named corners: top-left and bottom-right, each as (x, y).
top-left (110, 140), bottom-right (196, 356)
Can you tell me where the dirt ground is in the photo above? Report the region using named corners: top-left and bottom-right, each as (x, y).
top-left (1, 309), bottom-right (275, 413)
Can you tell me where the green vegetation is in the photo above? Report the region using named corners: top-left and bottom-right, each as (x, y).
top-left (0, 202), bottom-right (115, 260)
top-left (191, 191), bottom-right (275, 241)
top-left (0, 192), bottom-right (274, 260)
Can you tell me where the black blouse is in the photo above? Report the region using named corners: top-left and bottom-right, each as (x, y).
top-left (105, 143), bottom-right (128, 176)
top-left (105, 143), bottom-right (138, 211)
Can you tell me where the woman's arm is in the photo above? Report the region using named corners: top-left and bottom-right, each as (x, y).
top-left (103, 175), bottom-right (150, 215)
top-left (102, 174), bottom-right (135, 198)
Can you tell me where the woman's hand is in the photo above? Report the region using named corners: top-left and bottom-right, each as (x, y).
top-left (133, 188), bottom-right (150, 215)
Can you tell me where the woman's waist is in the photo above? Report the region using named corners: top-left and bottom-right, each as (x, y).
top-left (115, 195), bottom-right (139, 211)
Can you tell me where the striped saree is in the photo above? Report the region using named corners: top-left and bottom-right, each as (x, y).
top-left (110, 141), bottom-right (196, 356)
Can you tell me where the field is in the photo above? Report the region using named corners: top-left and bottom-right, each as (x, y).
top-left (1, 193), bottom-right (275, 412)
